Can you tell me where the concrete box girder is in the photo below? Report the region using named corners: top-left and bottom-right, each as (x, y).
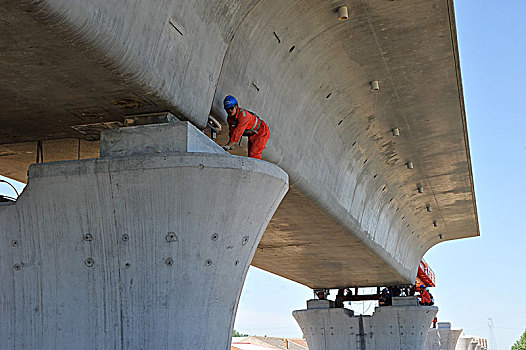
top-left (0, 0), bottom-right (478, 287)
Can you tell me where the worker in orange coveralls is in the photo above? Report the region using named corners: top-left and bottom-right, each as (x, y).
top-left (221, 95), bottom-right (270, 159)
top-left (418, 285), bottom-right (432, 306)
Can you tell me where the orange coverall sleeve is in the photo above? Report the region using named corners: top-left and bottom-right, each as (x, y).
top-left (229, 110), bottom-right (254, 143)
top-left (421, 291), bottom-right (431, 303)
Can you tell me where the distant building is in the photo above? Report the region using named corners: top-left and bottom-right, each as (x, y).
top-left (455, 335), bottom-right (488, 350)
top-left (232, 336), bottom-right (308, 350)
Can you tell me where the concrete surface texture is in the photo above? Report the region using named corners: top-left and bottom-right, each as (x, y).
top-left (293, 297), bottom-right (438, 350)
top-left (0, 122), bottom-right (289, 349)
top-left (424, 322), bottom-right (463, 350)
top-left (0, 0), bottom-right (478, 287)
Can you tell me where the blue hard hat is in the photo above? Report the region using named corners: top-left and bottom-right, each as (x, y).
top-left (223, 95), bottom-right (238, 109)
top-left (420, 285), bottom-right (425, 288)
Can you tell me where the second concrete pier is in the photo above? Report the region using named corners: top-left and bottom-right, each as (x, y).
top-left (293, 296), bottom-right (438, 350)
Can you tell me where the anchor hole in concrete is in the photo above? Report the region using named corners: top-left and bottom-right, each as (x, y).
top-left (338, 119), bottom-right (343, 125)
top-left (242, 236), bottom-right (249, 246)
top-left (234, 260), bottom-right (239, 266)
top-left (11, 240), bottom-right (18, 247)
top-left (326, 93), bottom-right (332, 99)
top-left (14, 263), bottom-right (21, 270)
top-left (125, 263), bottom-right (131, 269)
top-left (289, 46), bottom-right (295, 52)
top-left (205, 259), bottom-right (212, 266)
top-left (166, 232), bottom-right (177, 242)
top-left (363, 159), bottom-right (368, 164)
top-left (382, 186), bottom-right (387, 191)
top-left (122, 234), bottom-right (129, 241)
top-left (352, 141), bottom-right (356, 146)
top-left (211, 233), bottom-right (219, 241)
top-left (165, 257), bottom-right (174, 266)
top-left (389, 197), bottom-right (393, 202)
top-left (83, 233), bottom-right (93, 242)
top-left (85, 258), bottom-right (94, 267)
top-left (396, 207), bottom-right (399, 211)
top-left (401, 216), bottom-right (405, 220)
top-left (373, 174), bottom-right (377, 178)
top-left (198, 163), bottom-right (204, 169)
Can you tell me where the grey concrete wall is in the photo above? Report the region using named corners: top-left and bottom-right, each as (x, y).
top-left (0, 123), bottom-right (289, 349)
top-left (293, 297), bottom-right (438, 350)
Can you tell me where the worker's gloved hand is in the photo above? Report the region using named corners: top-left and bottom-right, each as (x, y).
top-left (222, 144), bottom-right (233, 151)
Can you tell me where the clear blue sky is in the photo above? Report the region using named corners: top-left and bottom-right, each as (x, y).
top-left (1, 1), bottom-right (524, 348)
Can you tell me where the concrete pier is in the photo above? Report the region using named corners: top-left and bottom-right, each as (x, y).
top-left (455, 336), bottom-right (475, 350)
top-left (425, 322), bottom-right (463, 350)
top-left (0, 122), bottom-right (288, 349)
top-left (455, 336), bottom-right (487, 350)
top-left (293, 297), bottom-right (438, 350)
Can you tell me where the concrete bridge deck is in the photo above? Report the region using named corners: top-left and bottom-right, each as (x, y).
top-left (0, 0), bottom-right (478, 288)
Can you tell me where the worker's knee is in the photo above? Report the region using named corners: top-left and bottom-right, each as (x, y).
top-left (248, 134), bottom-right (269, 159)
